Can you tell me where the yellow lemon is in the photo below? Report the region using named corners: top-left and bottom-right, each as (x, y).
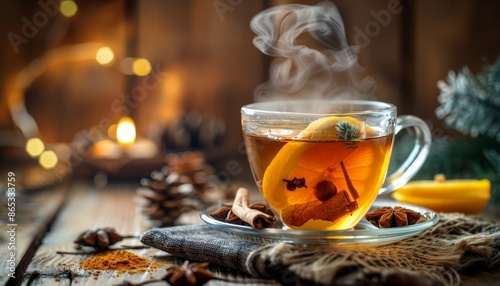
top-left (393, 178), bottom-right (490, 214)
top-left (296, 116), bottom-right (375, 140)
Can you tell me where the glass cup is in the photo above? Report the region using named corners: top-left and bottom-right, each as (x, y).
top-left (241, 99), bottom-right (431, 231)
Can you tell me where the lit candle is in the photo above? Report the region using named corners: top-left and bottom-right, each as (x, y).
top-left (116, 117), bottom-right (136, 147)
top-left (392, 174), bottom-right (491, 214)
top-left (116, 116), bottom-right (158, 159)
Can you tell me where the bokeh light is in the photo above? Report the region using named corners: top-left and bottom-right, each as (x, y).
top-left (25, 138), bottom-right (45, 157)
top-left (120, 57), bottom-right (135, 75)
top-left (39, 150), bottom-right (58, 169)
top-left (95, 47), bottom-right (115, 66)
top-left (132, 58), bottom-right (152, 76)
top-left (116, 117), bottom-right (136, 145)
top-left (60, 0), bottom-right (78, 18)
top-left (107, 123), bottom-right (118, 140)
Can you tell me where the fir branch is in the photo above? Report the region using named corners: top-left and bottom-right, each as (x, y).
top-left (335, 120), bottom-right (359, 141)
top-left (436, 57), bottom-right (500, 141)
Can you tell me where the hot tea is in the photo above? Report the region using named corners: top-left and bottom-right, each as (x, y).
top-left (244, 116), bottom-right (393, 230)
top-left (241, 100), bottom-right (431, 231)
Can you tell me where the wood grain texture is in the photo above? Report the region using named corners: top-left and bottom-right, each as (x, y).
top-left (0, 184), bottom-right (68, 286)
top-left (22, 183), bottom-right (152, 285)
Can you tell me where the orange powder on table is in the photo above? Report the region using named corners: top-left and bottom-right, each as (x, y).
top-left (80, 250), bottom-right (160, 273)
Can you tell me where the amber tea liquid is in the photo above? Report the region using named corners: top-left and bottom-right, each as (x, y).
top-left (244, 131), bottom-right (393, 230)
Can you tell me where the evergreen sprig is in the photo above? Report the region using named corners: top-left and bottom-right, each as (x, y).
top-left (335, 120), bottom-right (359, 141)
top-left (436, 57), bottom-right (500, 141)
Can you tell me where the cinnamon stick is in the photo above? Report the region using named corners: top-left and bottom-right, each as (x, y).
top-left (340, 161), bottom-right (359, 200)
top-left (282, 190), bottom-right (358, 227)
top-left (231, 188), bottom-right (276, 230)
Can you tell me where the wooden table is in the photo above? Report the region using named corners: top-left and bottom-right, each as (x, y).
top-left (1, 179), bottom-right (279, 285)
top-left (1, 179), bottom-right (499, 286)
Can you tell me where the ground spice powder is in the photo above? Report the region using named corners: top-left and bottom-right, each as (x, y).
top-left (80, 250), bottom-right (152, 273)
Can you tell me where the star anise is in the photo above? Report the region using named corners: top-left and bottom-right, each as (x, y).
top-left (56, 228), bottom-right (144, 255)
top-left (163, 261), bottom-right (216, 286)
top-left (115, 261), bottom-right (217, 286)
top-left (74, 227), bottom-right (129, 250)
top-left (365, 206), bottom-right (421, 228)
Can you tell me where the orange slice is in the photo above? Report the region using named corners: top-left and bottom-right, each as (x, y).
top-left (262, 116), bottom-right (384, 230)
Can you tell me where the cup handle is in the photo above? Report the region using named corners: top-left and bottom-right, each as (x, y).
top-left (379, 115), bottom-right (432, 194)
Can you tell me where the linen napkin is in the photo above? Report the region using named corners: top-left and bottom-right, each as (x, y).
top-left (140, 213), bottom-right (500, 285)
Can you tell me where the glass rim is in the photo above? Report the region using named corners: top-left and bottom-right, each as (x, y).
top-left (242, 99), bottom-right (396, 116)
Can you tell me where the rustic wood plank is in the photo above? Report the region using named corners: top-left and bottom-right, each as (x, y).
top-left (0, 183), bottom-right (68, 286)
top-left (21, 182), bottom-right (150, 286)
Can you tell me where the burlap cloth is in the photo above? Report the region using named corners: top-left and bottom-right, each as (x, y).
top-left (140, 213), bottom-right (500, 285)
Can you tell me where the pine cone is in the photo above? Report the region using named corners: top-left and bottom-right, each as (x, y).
top-left (136, 152), bottom-right (226, 227)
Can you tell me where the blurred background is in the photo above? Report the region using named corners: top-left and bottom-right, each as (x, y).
top-left (1, 0), bottom-right (499, 195)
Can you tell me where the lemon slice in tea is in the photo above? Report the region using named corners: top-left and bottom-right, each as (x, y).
top-left (262, 116), bottom-right (391, 230)
top-left (297, 115), bottom-right (373, 141)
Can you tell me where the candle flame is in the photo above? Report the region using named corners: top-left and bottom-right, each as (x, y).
top-left (116, 117), bottom-right (136, 146)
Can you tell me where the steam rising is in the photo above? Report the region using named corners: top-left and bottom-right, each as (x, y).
top-left (251, 1), bottom-right (375, 101)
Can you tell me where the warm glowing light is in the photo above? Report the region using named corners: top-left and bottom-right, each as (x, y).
top-left (25, 138), bottom-right (45, 157)
top-left (91, 139), bottom-right (122, 159)
top-left (132, 58), bottom-right (152, 76)
top-left (39, 150), bottom-right (58, 169)
top-left (159, 71), bottom-right (184, 124)
top-left (95, 47), bottom-right (115, 66)
top-left (107, 123), bottom-right (118, 140)
top-left (60, 0), bottom-right (78, 18)
top-left (116, 117), bottom-right (136, 146)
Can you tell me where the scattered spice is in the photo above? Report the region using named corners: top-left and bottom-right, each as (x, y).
top-left (80, 250), bottom-right (157, 273)
top-left (365, 206), bottom-right (422, 228)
